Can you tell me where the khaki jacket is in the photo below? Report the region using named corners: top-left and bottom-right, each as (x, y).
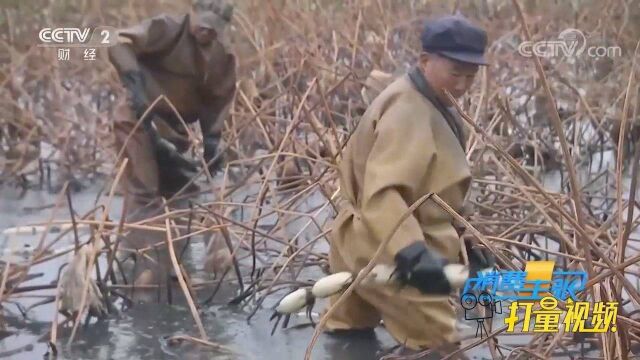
top-left (108, 13), bottom-right (236, 137)
top-left (333, 73), bottom-right (471, 271)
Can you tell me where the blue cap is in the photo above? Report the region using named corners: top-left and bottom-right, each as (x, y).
top-left (420, 14), bottom-right (488, 65)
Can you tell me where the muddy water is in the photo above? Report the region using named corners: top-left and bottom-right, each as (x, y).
top-left (0, 181), bottom-right (495, 360)
top-left (0, 150), bottom-right (636, 359)
top-left (0, 183), bottom-right (405, 360)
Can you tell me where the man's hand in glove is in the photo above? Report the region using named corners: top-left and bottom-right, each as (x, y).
top-left (119, 69), bottom-right (194, 171)
top-left (203, 136), bottom-right (224, 174)
top-left (394, 241), bottom-right (453, 294)
top-left (153, 135), bottom-right (198, 173)
top-left (465, 238), bottom-right (495, 278)
top-left (154, 134), bottom-right (201, 197)
top-left (120, 70), bottom-right (149, 118)
top-left (118, 70), bottom-right (202, 189)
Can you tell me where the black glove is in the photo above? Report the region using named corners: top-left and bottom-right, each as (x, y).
top-left (465, 238), bottom-right (495, 278)
top-left (394, 241), bottom-right (452, 294)
top-left (153, 134), bottom-right (198, 173)
top-left (158, 161), bottom-right (200, 197)
top-left (120, 70), bottom-right (149, 118)
top-left (155, 135), bottom-right (200, 197)
top-left (119, 71), bottom-right (200, 183)
top-left (203, 136), bottom-right (224, 173)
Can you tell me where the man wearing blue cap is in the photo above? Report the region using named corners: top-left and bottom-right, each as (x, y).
top-left (324, 14), bottom-right (490, 356)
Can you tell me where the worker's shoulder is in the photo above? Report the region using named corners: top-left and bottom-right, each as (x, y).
top-left (375, 75), bottom-right (428, 110)
top-left (119, 13), bottom-right (186, 34)
top-left (146, 13), bottom-right (188, 34)
top-left (146, 13), bottom-right (187, 25)
top-left (367, 75), bottom-right (435, 128)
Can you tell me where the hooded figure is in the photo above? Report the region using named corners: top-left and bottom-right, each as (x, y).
top-left (108, 1), bottom-right (236, 211)
top-left (107, 1), bottom-right (235, 287)
top-left (323, 14), bottom-right (490, 355)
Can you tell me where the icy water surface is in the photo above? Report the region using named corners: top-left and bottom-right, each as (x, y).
top-left (1, 149), bottom-right (636, 360)
top-left (0, 181), bottom-right (499, 360)
top-left (0, 183), bottom-right (402, 360)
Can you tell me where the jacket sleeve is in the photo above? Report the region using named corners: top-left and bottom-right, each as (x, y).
top-left (199, 54), bottom-right (237, 139)
top-left (199, 94), bottom-right (234, 140)
top-left (360, 96), bottom-right (438, 259)
top-left (107, 15), bottom-right (182, 74)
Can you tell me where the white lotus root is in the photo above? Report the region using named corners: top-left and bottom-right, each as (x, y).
top-left (311, 272), bottom-right (353, 298)
top-left (274, 263), bottom-right (470, 315)
top-left (443, 263), bottom-right (469, 289)
top-left (275, 288), bottom-right (311, 314)
top-left (58, 243), bottom-right (106, 318)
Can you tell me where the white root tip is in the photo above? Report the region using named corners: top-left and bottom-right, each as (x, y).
top-left (311, 272), bottom-right (353, 298)
top-left (275, 288), bottom-right (311, 314)
top-left (443, 264), bottom-right (469, 289)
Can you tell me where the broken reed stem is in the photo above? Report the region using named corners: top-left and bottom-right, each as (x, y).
top-left (247, 228), bottom-right (331, 321)
top-left (162, 200), bottom-right (208, 341)
top-left (3, 182), bottom-right (69, 300)
top-left (248, 77), bottom-right (317, 278)
top-left (49, 264), bottom-right (67, 355)
top-left (247, 188), bottom-right (337, 319)
top-left (0, 257), bottom-right (12, 302)
top-left (451, 94), bottom-right (640, 307)
top-left (68, 159), bottom-right (127, 345)
top-left (65, 187), bottom-right (80, 252)
top-left (101, 180), bottom-right (130, 285)
top-left (510, 0), bottom-right (591, 277)
top-left (615, 41), bottom-right (640, 296)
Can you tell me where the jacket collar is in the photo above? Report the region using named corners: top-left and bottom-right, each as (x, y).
top-left (408, 66), bottom-right (466, 150)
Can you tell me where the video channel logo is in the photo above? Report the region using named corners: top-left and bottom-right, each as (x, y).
top-left (38, 26), bottom-right (118, 48)
top-left (518, 28), bottom-right (622, 58)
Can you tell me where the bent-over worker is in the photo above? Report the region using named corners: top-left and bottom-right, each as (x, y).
top-left (108, 1), bottom-right (236, 212)
top-left (106, 1), bottom-right (236, 288)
